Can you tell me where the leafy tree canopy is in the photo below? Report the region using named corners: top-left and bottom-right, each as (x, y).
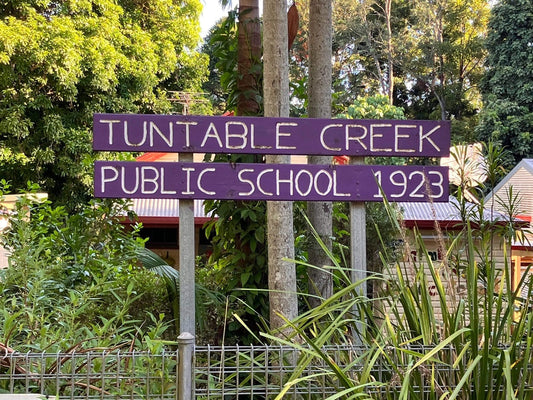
top-left (0, 0), bottom-right (208, 208)
top-left (476, 0), bottom-right (533, 166)
top-left (286, 0), bottom-right (489, 141)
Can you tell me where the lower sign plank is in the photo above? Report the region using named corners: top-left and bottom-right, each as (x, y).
top-left (94, 161), bottom-right (449, 202)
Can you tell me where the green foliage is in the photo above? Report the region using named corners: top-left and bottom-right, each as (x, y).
top-left (202, 7), bottom-right (263, 117)
top-left (136, 247), bottom-right (224, 341)
top-left (403, 0), bottom-right (489, 120)
top-left (476, 0), bottom-right (533, 165)
top-left (333, 95), bottom-right (406, 294)
top-left (202, 196), bottom-right (269, 344)
top-left (252, 189), bottom-right (533, 398)
top-left (195, 144), bottom-right (532, 397)
top-left (231, 145), bottom-right (533, 398)
top-left (0, 194), bottom-right (173, 351)
top-left (201, 9), bottom-right (238, 113)
top-left (0, 315), bottom-right (177, 397)
top-left (290, 0), bottom-right (488, 139)
top-left (200, 5), bottom-right (267, 343)
top-left (337, 94), bottom-right (406, 120)
top-left (481, 0), bottom-right (533, 109)
top-left (0, 0), bottom-right (208, 208)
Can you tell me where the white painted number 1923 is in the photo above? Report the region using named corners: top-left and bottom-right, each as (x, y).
top-left (373, 170), bottom-right (444, 199)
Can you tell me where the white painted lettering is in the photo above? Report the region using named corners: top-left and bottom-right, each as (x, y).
top-left (101, 166), bottom-right (119, 193)
top-left (99, 119), bottom-right (121, 145)
top-left (419, 125), bottom-right (441, 152)
top-left (370, 124), bottom-right (392, 152)
top-left (389, 171), bottom-right (408, 198)
top-left (332, 170), bottom-right (350, 197)
top-left (201, 123), bottom-right (223, 148)
top-left (160, 167), bottom-right (176, 194)
top-left (394, 125), bottom-right (416, 153)
top-left (125, 121), bottom-right (146, 146)
top-left (345, 125), bottom-right (368, 151)
top-left (182, 167), bottom-right (195, 195)
top-left (250, 123), bottom-right (272, 149)
top-left (276, 122), bottom-right (297, 150)
top-left (121, 166), bottom-right (139, 194)
top-left (198, 168), bottom-right (216, 195)
top-left (428, 170), bottom-right (444, 198)
top-left (225, 121), bottom-right (248, 149)
top-left (276, 170), bottom-right (294, 196)
top-left (238, 169), bottom-right (255, 196)
top-left (320, 124), bottom-right (342, 151)
top-left (257, 169), bottom-right (274, 196)
top-left (141, 166), bottom-right (160, 194)
top-left (314, 170), bottom-right (333, 196)
top-left (148, 121), bottom-right (173, 147)
top-left (176, 121), bottom-right (198, 147)
top-left (295, 170), bottom-right (314, 196)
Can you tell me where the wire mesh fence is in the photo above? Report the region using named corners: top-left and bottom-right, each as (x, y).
top-left (0, 350), bottom-right (179, 399)
top-left (194, 344), bottom-right (461, 399)
top-left (2, 344), bottom-right (533, 399)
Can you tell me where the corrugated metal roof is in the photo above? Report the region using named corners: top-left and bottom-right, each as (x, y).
top-left (128, 198), bottom-right (214, 219)
top-left (129, 154), bottom-right (215, 219)
top-left (398, 197), bottom-right (461, 222)
top-left (398, 196), bottom-right (512, 224)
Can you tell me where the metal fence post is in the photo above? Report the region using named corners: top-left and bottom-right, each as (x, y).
top-left (177, 332), bottom-right (195, 400)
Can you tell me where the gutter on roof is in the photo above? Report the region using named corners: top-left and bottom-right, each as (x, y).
top-left (403, 220), bottom-right (463, 229)
top-left (513, 245), bottom-right (533, 251)
top-left (403, 219), bottom-right (528, 230)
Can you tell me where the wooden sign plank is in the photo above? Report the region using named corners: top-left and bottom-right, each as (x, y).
top-left (94, 161), bottom-right (449, 202)
top-left (93, 113), bottom-right (450, 157)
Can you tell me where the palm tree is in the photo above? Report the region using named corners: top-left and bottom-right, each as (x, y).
top-left (216, 0), bottom-right (261, 115)
top-left (236, 0), bottom-right (261, 115)
top-left (263, 0), bottom-right (298, 333)
top-left (213, 0), bottom-right (298, 332)
top-left (307, 0), bottom-right (334, 308)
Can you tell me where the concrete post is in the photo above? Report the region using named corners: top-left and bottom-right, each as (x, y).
top-left (350, 156), bottom-right (366, 345)
top-left (177, 332), bottom-right (195, 400)
top-left (178, 152), bottom-right (196, 337)
top-left (350, 156), bottom-right (367, 292)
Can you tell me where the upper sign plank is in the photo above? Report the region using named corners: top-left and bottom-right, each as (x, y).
top-left (93, 114), bottom-right (450, 157)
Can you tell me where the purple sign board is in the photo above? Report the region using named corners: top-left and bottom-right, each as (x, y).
top-left (94, 161), bottom-right (449, 202)
top-left (93, 113), bottom-right (450, 157)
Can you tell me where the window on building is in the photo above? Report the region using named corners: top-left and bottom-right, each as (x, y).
top-left (140, 227), bottom-right (178, 249)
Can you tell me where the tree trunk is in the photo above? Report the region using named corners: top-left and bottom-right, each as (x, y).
top-left (384, 0), bottom-right (394, 104)
top-left (307, 0), bottom-right (333, 308)
top-left (263, 0), bottom-right (298, 332)
top-left (237, 0), bottom-right (261, 115)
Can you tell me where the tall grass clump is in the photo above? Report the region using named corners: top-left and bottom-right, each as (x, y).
top-left (259, 146), bottom-right (533, 399)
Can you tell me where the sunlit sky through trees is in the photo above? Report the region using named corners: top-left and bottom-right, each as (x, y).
top-left (200, 1), bottom-right (264, 38)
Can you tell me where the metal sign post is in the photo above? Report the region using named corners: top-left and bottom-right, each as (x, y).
top-left (350, 156), bottom-right (367, 292)
top-left (350, 156), bottom-right (366, 345)
top-left (178, 152), bottom-right (195, 336)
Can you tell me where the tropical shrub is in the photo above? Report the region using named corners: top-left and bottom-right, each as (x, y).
top-left (0, 193), bottom-right (173, 352)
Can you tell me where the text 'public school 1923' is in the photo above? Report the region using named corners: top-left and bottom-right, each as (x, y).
top-left (94, 161), bottom-right (449, 202)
